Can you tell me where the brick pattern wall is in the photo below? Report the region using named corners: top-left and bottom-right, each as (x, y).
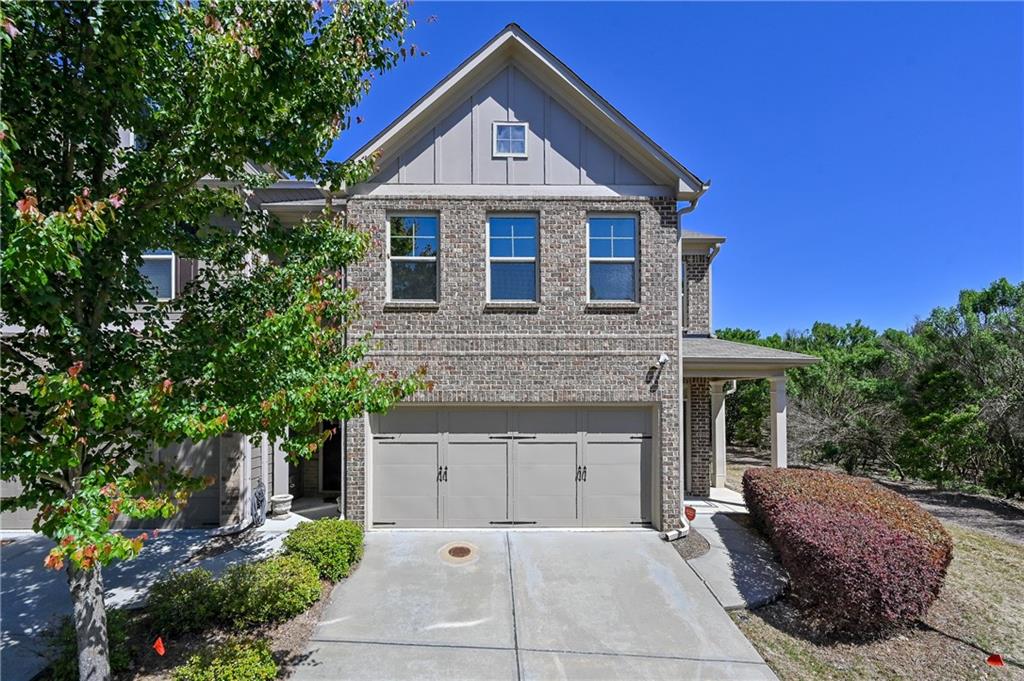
top-left (342, 195), bottom-right (696, 529)
top-left (682, 253), bottom-right (710, 335)
top-left (686, 377), bottom-right (712, 496)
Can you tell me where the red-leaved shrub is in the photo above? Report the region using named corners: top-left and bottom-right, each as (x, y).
top-left (743, 468), bottom-right (953, 634)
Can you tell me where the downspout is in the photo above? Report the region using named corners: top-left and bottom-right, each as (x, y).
top-left (336, 194), bottom-right (348, 520)
top-left (661, 181), bottom-right (711, 542)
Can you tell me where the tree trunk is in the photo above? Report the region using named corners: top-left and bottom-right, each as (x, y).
top-left (67, 564), bottom-right (111, 681)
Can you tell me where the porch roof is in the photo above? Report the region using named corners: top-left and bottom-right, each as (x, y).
top-left (681, 336), bottom-right (819, 377)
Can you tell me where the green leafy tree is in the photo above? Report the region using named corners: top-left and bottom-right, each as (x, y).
top-left (718, 279), bottom-right (1023, 497)
top-left (897, 279), bottom-right (1024, 494)
top-left (1, 2), bottom-right (425, 679)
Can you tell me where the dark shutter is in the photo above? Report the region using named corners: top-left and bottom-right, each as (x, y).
top-left (175, 257), bottom-right (199, 297)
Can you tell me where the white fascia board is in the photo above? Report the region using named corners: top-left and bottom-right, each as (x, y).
top-left (347, 183), bottom-right (675, 199)
top-left (347, 31), bottom-right (517, 164)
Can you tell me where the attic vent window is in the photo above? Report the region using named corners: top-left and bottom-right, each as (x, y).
top-left (493, 122), bottom-right (528, 158)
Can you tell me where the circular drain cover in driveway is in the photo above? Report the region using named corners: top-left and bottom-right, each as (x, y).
top-left (439, 541), bottom-right (479, 565)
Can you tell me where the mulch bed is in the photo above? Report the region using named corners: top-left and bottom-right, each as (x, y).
top-left (122, 578), bottom-right (335, 680)
top-left (671, 527), bottom-right (710, 561)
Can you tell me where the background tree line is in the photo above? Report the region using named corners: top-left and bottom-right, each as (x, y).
top-left (718, 278), bottom-right (1023, 498)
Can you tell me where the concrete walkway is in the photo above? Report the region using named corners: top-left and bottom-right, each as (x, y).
top-left (685, 487), bottom-right (788, 610)
top-left (0, 514), bottom-right (305, 681)
top-left (291, 530), bottom-right (777, 681)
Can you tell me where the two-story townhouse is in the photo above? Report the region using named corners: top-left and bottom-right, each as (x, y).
top-left (1, 24), bottom-right (818, 534)
top-left (256, 24), bottom-right (818, 533)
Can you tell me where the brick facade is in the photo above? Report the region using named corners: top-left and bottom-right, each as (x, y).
top-left (337, 194), bottom-right (714, 530)
top-left (682, 253), bottom-right (710, 335)
top-left (685, 378), bottom-right (712, 495)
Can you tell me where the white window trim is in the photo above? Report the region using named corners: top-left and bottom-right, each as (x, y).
top-left (491, 121), bottom-right (529, 159)
top-left (486, 213), bottom-right (539, 303)
top-left (586, 214), bottom-right (639, 303)
top-left (141, 250), bottom-right (176, 301)
top-left (385, 212), bottom-right (439, 302)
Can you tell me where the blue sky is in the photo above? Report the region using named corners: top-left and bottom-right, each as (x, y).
top-left (327, 2), bottom-right (1024, 335)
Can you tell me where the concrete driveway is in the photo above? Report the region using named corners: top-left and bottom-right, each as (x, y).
top-left (291, 530), bottom-right (776, 680)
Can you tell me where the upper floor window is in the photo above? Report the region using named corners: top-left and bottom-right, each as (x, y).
top-left (388, 215), bottom-right (438, 301)
top-left (588, 216), bottom-right (637, 302)
top-left (492, 122), bottom-right (528, 158)
top-left (488, 215), bottom-right (538, 302)
top-left (140, 249), bottom-right (175, 300)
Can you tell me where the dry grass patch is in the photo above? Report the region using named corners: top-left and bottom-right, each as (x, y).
top-left (732, 524), bottom-right (1024, 680)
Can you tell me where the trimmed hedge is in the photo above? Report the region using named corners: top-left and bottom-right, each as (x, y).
top-left (148, 568), bottom-right (221, 635)
top-left (219, 554), bottom-right (321, 627)
top-left (283, 518), bottom-right (364, 581)
top-left (743, 468), bottom-right (953, 634)
top-left (171, 639), bottom-right (277, 681)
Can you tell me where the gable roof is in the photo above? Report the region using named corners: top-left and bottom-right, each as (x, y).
top-left (346, 23), bottom-right (708, 200)
top-left (681, 337), bottom-right (819, 376)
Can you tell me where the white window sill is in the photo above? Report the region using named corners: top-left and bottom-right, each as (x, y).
top-left (585, 301), bottom-right (640, 313)
top-left (383, 301), bottom-right (440, 312)
top-left (483, 301), bottom-right (540, 312)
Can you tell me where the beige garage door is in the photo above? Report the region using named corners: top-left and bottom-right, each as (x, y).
top-left (370, 407), bottom-right (652, 528)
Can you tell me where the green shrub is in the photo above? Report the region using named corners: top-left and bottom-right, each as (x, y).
top-left (50, 608), bottom-right (132, 681)
top-left (171, 638), bottom-right (277, 681)
top-left (282, 518), bottom-right (364, 581)
top-left (219, 554), bottom-right (321, 627)
top-left (147, 568), bottom-right (221, 635)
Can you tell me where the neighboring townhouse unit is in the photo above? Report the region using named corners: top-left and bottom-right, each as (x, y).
top-left (1, 24), bottom-right (817, 533)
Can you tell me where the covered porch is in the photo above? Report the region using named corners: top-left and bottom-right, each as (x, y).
top-left (682, 336), bottom-right (819, 489)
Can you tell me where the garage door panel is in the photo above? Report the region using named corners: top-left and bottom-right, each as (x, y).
top-left (582, 440), bottom-right (650, 526)
top-left (448, 409), bottom-right (510, 434)
top-left (516, 408), bottom-right (577, 434)
top-left (373, 442), bottom-right (440, 527)
top-left (585, 409), bottom-right (649, 435)
top-left (446, 442), bottom-right (509, 526)
top-left (375, 409), bottom-right (440, 434)
top-left (515, 441), bottom-right (578, 525)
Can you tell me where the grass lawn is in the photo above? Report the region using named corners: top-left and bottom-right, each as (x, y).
top-left (731, 524), bottom-right (1024, 680)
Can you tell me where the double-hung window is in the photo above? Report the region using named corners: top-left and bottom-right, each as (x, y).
top-left (388, 215), bottom-right (439, 301)
top-left (488, 215), bottom-right (538, 302)
top-left (140, 249), bottom-right (175, 301)
top-left (588, 216), bottom-right (638, 302)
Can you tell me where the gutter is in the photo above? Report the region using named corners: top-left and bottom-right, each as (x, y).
top-left (661, 180), bottom-right (711, 542)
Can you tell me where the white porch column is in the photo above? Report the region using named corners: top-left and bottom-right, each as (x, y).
top-left (710, 381), bottom-right (728, 488)
top-left (272, 437), bottom-right (290, 496)
top-left (769, 375), bottom-right (788, 468)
